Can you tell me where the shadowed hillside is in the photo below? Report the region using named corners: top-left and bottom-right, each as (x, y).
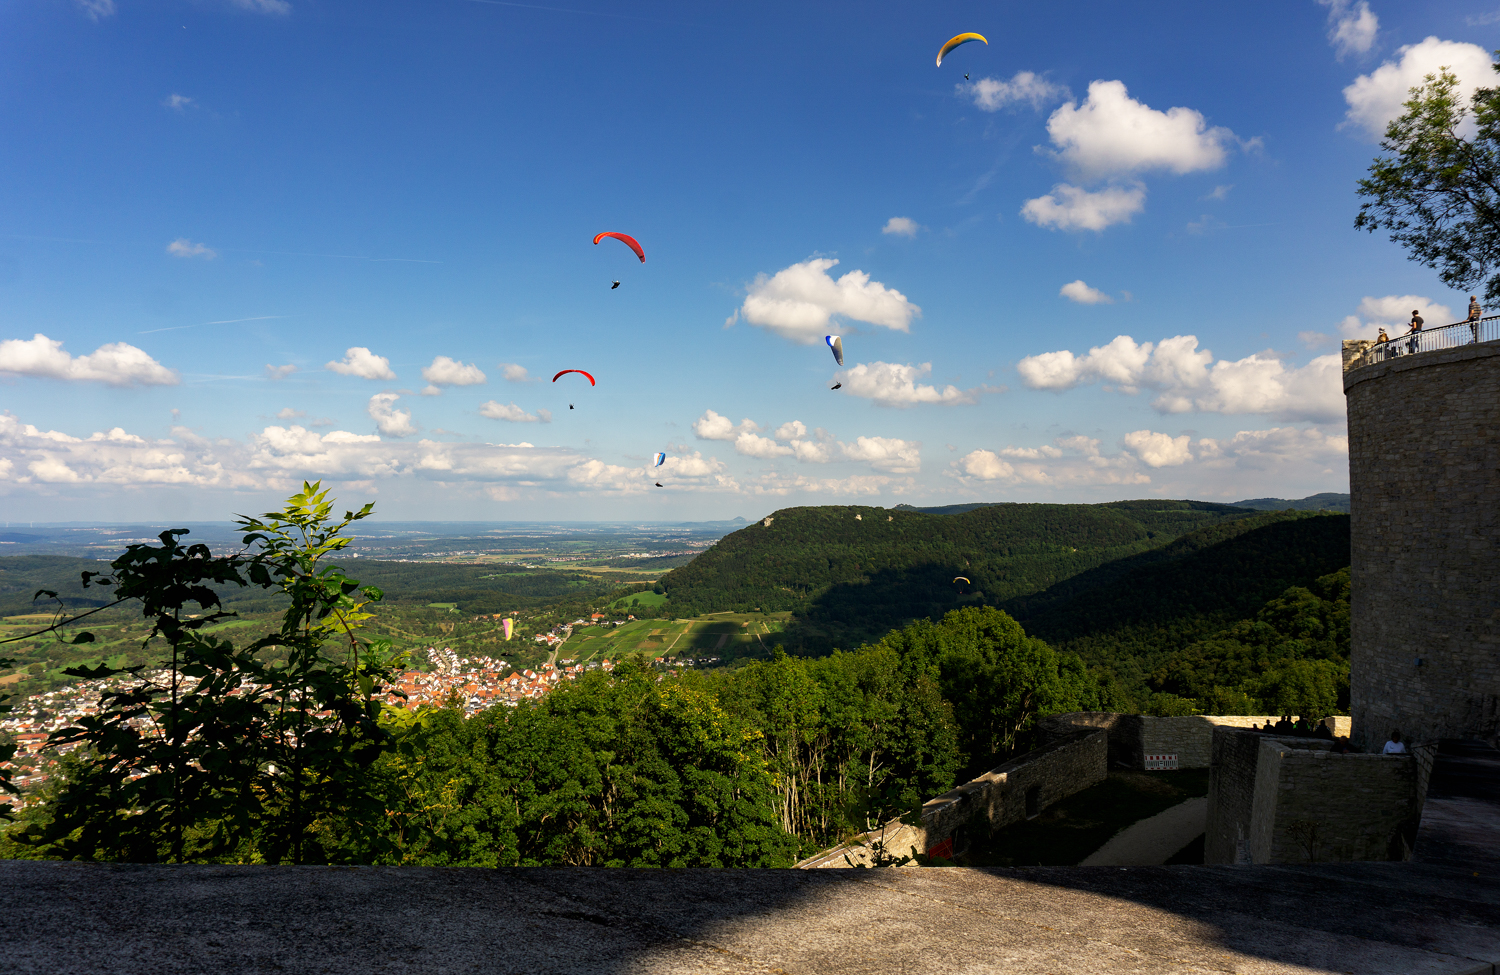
top-left (659, 501), bottom-right (1255, 652)
top-left (1009, 512), bottom-right (1351, 692)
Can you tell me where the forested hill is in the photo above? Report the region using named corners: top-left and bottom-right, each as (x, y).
top-left (658, 500), bottom-right (1254, 651)
top-left (1010, 512), bottom-right (1350, 695)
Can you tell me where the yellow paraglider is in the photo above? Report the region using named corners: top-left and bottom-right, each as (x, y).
top-left (952, 576), bottom-right (971, 585)
top-left (936, 32), bottom-right (987, 67)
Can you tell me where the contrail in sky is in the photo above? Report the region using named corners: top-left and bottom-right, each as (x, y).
top-left (139, 315), bottom-right (284, 335)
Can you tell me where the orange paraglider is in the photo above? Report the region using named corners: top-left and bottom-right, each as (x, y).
top-left (552, 369), bottom-right (596, 386)
top-left (593, 232), bottom-right (645, 263)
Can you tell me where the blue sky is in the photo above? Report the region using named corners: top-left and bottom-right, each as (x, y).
top-left (1, 0), bottom-right (1495, 521)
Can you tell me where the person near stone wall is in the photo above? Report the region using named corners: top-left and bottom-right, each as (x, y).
top-left (1407, 311), bottom-right (1424, 355)
top-left (1382, 730), bottom-right (1407, 755)
top-left (1469, 296), bottom-right (1484, 343)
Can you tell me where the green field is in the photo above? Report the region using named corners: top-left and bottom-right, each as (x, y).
top-left (424, 602), bottom-right (459, 610)
top-left (559, 612), bottom-right (791, 664)
top-left (611, 590), bottom-right (667, 611)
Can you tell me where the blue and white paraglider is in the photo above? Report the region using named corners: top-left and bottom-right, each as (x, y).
top-left (825, 335), bottom-right (844, 367)
top-left (653, 451), bottom-right (666, 487)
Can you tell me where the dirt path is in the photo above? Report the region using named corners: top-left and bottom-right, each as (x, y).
top-left (1079, 797), bottom-right (1206, 866)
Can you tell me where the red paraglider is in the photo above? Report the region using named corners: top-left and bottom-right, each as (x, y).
top-left (593, 232), bottom-right (645, 263)
top-left (552, 369), bottom-right (596, 386)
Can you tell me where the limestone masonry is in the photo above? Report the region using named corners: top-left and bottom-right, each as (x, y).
top-left (1343, 339), bottom-right (1500, 748)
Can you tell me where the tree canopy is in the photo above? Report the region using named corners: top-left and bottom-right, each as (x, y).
top-left (1356, 60), bottom-right (1500, 302)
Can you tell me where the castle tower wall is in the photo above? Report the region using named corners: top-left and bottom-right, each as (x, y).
top-left (1343, 341), bottom-right (1500, 747)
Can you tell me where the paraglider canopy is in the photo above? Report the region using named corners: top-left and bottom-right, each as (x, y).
top-left (952, 576), bottom-right (971, 585)
top-left (825, 335), bottom-right (844, 367)
top-left (552, 369), bottom-right (596, 386)
top-left (936, 32), bottom-right (987, 66)
top-left (652, 452), bottom-right (666, 467)
top-left (593, 232), bottom-right (645, 263)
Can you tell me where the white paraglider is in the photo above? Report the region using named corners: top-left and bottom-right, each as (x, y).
top-left (826, 335), bottom-right (843, 367)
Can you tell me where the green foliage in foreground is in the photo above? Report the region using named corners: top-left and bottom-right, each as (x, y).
top-left (351, 661), bottom-right (798, 867)
top-left (3, 483), bottom-right (401, 863)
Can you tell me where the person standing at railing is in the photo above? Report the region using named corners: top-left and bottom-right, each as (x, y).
top-left (1469, 296), bottom-right (1483, 343)
top-left (1376, 327), bottom-right (1391, 359)
top-left (1407, 310), bottom-right (1424, 355)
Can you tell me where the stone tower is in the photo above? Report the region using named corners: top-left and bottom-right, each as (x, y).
top-left (1343, 338), bottom-right (1500, 748)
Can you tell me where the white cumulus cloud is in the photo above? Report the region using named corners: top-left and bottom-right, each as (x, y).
top-left (167, 238), bottom-right (216, 259)
top-left (1059, 279), bottom-right (1115, 304)
top-left (951, 435), bottom-right (1149, 488)
top-left (499, 363), bottom-right (535, 383)
top-left (956, 450), bottom-right (1015, 481)
top-left (265, 364), bottom-right (297, 380)
top-left (1318, 0), bottom-right (1378, 59)
top-left (478, 401), bottom-right (551, 423)
top-left (0, 411), bottom-right (751, 501)
top-left (164, 94), bottom-right (196, 112)
top-left (1338, 294), bottom-right (1455, 339)
top-left (1045, 80), bottom-right (1237, 179)
top-left (733, 431), bottom-right (794, 459)
top-left (692, 410), bottom-right (760, 440)
top-left (1122, 429), bottom-right (1193, 467)
top-left (1021, 183), bottom-right (1146, 232)
top-left (772, 420), bottom-right (807, 440)
top-left (748, 473), bottom-right (897, 497)
top-left (1342, 37), bottom-right (1493, 139)
top-left (732, 258), bottom-right (920, 343)
top-left (420, 356), bottom-right (487, 395)
top-left (838, 435), bottom-right (921, 474)
top-left (836, 361), bottom-right (999, 408)
top-left (0, 334), bottom-right (178, 386)
top-left (881, 217), bottom-right (921, 238)
top-left (961, 71), bottom-right (1070, 112)
top-left (948, 424), bottom-right (1347, 495)
top-left (1017, 334), bottom-right (1344, 422)
top-left (367, 393), bottom-right (416, 437)
top-left (325, 347), bottom-right (396, 380)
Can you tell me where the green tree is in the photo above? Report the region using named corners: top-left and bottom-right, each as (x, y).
top-left (871, 606), bottom-right (1104, 778)
top-left (1356, 60), bottom-right (1500, 301)
top-left (352, 663), bottom-right (798, 868)
top-left (10, 482), bottom-right (403, 864)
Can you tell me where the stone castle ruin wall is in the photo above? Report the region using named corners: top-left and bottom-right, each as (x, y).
top-left (1206, 727), bottom-right (1425, 864)
top-left (798, 726), bottom-right (1107, 867)
top-left (1040, 712), bottom-right (1350, 769)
